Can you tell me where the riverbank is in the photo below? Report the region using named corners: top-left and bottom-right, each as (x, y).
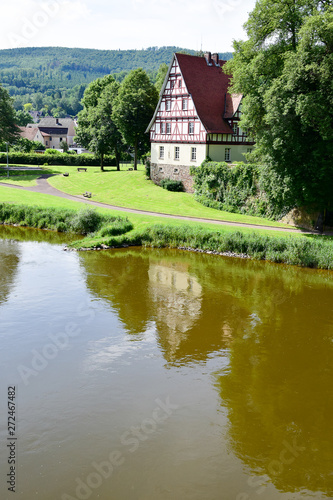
top-left (1, 202), bottom-right (332, 270)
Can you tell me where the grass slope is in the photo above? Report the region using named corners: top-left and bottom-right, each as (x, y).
top-left (47, 165), bottom-right (294, 228)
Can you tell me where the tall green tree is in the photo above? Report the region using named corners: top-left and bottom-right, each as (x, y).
top-left (155, 63), bottom-right (168, 93)
top-left (113, 68), bottom-right (158, 170)
top-left (75, 75), bottom-right (124, 171)
top-left (0, 85), bottom-right (19, 143)
top-left (225, 1), bottom-right (333, 213)
top-left (15, 110), bottom-right (32, 126)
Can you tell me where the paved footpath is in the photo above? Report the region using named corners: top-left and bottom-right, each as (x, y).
top-left (0, 175), bottom-right (318, 234)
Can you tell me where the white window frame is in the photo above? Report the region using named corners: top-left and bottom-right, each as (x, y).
top-left (225, 148), bottom-right (231, 162)
top-left (232, 122), bottom-right (238, 135)
top-left (189, 122), bottom-right (194, 134)
top-left (159, 146), bottom-right (164, 160)
top-left (165, 100), bottom-right (171, 111)
top-left (160, 123), bottom-right (165, 134)
top-left (166, 123), bottom-right (171, 134)
top-left (182, 99), bottom-right (187, 111)
top-left (174, 146), bottom-right (180, 160)
top-left (191, 147), bottom-right (196, 161)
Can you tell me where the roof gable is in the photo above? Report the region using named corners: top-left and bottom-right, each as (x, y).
top-left (224, 93), bottom-right (243, 119)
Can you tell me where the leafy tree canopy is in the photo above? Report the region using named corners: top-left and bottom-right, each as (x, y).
top-left (113, 68), bottom-right (158, 170)
top-left (75, 75), bottom-right (124, 170)
top-left (155, 63), bottom-right (169, 93)
top-left (0, 85), bottom-right (19, 143)
top-left (225, 1), bottom-right (333, 212)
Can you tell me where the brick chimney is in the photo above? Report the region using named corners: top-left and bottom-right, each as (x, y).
top-left (204, 52), bottom-right (212, 65)
top-left (211, 53), bottom-right (219, 66)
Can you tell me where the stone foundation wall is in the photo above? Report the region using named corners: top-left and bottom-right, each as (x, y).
top-left (150, 163), bottom-right (195, 193)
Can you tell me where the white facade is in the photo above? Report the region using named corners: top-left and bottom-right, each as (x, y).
top-left (151, 143), bottom-right (206, 167)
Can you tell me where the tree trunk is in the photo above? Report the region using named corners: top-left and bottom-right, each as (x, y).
top-left (100, 153), bottom-right (104, 171)
top-left (115, 148), bottom-right (120, 171)
top-left (134, 137), bottom-right (138, 171)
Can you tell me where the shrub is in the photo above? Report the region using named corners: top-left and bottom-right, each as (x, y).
top-left (160, 178), bottom-right (184, 192)
top-left (45, 149), bottom-right (62, 155)
top-left (70, 208), bottom-right (103, 235)
top-left (99, 219), bottom-right (133, 237)
top-left (145, 157), bottom-right (151, 179)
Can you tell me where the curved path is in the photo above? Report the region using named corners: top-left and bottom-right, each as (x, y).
top-left (0, 175), bottom-right (317, 234)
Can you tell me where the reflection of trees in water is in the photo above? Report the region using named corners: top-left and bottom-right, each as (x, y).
top-left (0, 224), bottom-right (76, 244)
top-left (217, 276), bottom-right (333, 496)
top-left (79, 248), bottom-right (152, 335)
top-left (0, 238), bottom-right (20, 306)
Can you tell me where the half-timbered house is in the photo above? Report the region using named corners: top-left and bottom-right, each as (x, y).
top-left (146, 52), bottom-right (254, 192)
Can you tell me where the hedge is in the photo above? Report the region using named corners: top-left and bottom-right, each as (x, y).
top-left (0, 152), bottom-right (117, 167)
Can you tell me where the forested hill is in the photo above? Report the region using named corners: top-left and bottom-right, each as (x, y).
top-left (0, 46), bottom-right (232, 115)
top-left (0, 46), bottom-right (232, 92)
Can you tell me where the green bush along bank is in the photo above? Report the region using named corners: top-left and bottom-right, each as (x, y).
top-left (192, 160), bottom-right (291, 220)
top-left (0, 203), bottom-right (132, 235)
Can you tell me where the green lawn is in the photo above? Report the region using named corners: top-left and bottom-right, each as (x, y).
top-left (0, 185), bottom-right (299, 238)
top-left (44, 164), bottom-right (295, 229)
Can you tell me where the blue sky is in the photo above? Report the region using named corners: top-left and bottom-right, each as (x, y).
top-left (1, 0), bottom-right (256, 52)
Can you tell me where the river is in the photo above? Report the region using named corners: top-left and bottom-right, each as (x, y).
top-left (0, 226), bottom-right (333, 500)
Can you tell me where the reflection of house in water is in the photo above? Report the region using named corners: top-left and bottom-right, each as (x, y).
top-left (148, 262), bottom-right (202, 361)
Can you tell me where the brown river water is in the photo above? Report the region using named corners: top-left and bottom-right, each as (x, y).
top-left (0, 226), bottom-right (333, 500)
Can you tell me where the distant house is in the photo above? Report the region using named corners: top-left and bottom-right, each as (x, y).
top-left (20, 117), bottom-right (76, 149)
top-left (146, 52), bottom-right (254, 192)
top-left (28, 110), bottom-right (42, 123)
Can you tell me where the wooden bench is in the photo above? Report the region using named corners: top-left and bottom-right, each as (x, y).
top-left (77, 168), bottom-right (87, 172)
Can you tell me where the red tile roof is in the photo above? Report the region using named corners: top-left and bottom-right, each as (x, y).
top-left (19, 126), bottom-right (38, 141)
top-left (175, 53), bottom-right (235, 134)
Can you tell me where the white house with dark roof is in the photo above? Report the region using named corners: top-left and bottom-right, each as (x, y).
top-left (20, 117), bottom-right (76, 149)
top-left (146, 52), bottom-right (254, 192)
